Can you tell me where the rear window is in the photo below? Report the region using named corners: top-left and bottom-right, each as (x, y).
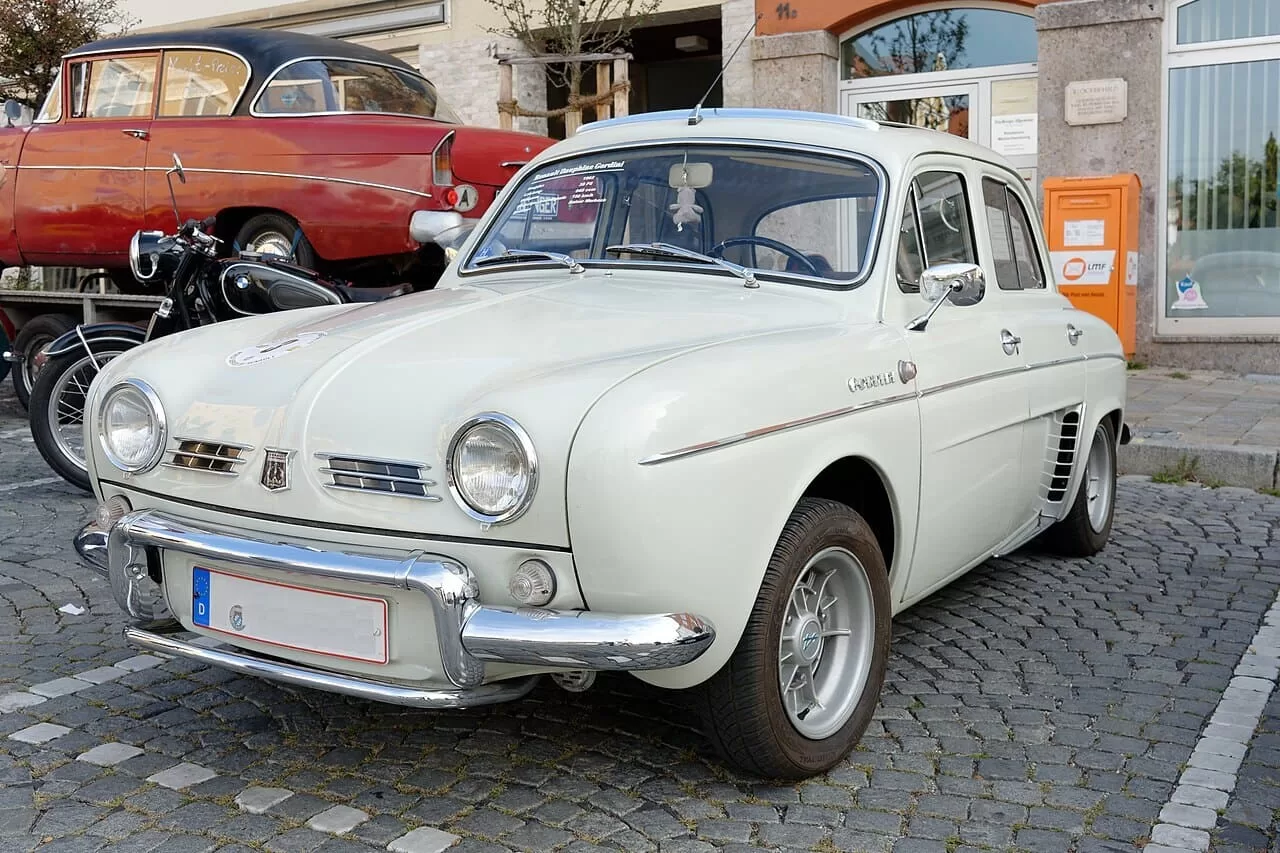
top-left (253, 58), bottom-right (460, 122)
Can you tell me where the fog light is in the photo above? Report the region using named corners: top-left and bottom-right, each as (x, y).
top-left (95, 495), bottom-right (132, 530)
top-left (509, 559), bottom-right (555, 606)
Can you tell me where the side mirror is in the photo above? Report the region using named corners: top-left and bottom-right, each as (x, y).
top-left (907, 262), bottom-right (985, 331)
top-left (3, 99), bottom-right (27, 127)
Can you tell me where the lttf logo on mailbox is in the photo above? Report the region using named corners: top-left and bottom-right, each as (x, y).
top-left (1054, 251), bottom-right (1115, 285)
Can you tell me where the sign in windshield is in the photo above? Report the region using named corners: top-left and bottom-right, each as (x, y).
top-left (465, 145), bottom-right (883, 286)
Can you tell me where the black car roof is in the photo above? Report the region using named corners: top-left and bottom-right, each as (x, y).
top-left (65, 26), bottom-right (416, 74)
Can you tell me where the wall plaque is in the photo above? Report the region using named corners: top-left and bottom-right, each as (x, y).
top-left (1064, 78), bottom-right (1128, 126)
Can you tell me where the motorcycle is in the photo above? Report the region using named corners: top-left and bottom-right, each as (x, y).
top-left (28, 153), bottom-right (409, 492)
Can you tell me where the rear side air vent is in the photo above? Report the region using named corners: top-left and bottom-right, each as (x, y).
top-left (1041, 407), bottom-right (1083, 507)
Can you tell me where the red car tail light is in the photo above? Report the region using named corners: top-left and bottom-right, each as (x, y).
top-left (432, 131), bottom-right (455, 187)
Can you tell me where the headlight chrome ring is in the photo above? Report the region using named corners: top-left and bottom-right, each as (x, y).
top-left (98, 378), bottom-right (167, 474)
top-left (446, 412), bottom-right (538, 525)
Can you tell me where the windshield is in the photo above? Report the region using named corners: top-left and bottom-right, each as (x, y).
top-left (254, 59), bottom-right (461, 122)
top-left (463, 144), bottom-right (883, 286)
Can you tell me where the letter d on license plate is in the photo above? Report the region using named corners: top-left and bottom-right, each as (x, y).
top-left (191, 567), bottom-right (388, 663)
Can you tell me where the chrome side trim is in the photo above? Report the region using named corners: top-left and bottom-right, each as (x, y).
top-left (13, 164), bottom-right (432, 199)
top-left (123, 626), bottom-right (540, 709)
top-left (179, 166), bottom-right (431, 199)
top-left (638, 351), bottom-right (1121, 466)
top-left (638, 391), bottom-right (918, 465)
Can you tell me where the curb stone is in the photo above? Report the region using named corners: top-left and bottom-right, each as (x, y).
top-left (1119, 438), bottom-right (1278, 490)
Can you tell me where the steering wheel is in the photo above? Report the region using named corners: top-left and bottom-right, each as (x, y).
top-left (935, 196), bottom-right (961, 233)
top-left (709, 235), bottom-right (820, 277)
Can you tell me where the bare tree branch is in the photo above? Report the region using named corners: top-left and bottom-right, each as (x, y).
top-left (483, 0), bottom-right (657, 94)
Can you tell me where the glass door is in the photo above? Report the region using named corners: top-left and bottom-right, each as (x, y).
top-left (846, 82), bottom-right (979, 140)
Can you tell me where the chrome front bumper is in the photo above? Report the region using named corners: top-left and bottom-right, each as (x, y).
top-left (75, 509), bottom-right (715, 706)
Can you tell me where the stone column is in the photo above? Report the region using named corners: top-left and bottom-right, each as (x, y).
top-left (749, 30), bottom-right (839, 114)
top-left (1035, 0), bottom-right (1165, 363)
top-left (720, 0), bottom-right (758, 108)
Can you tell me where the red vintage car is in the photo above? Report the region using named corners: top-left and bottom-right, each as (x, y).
top-left (0, 27), bottom-right (554, 292)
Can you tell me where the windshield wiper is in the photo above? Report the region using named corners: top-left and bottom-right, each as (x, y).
top-left (605, 242), bottom-right (758, 288)
top-left (474, 249), bottom-right (584, 273)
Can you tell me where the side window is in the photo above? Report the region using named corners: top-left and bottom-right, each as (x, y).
top-left (69, 62), bottom-right (89, 118)
top-left (78, 56), bottom-right (158, 119)
top-left (159, 50), bottom-right (250, 117)
top-left (896, 194), bottom-right (926, 292)
top-left (36, 73), bottom-right (61, 122)
top-left (1005, 189), bottom-right (1046, 289)
top-left (897, 170), bottom-right (976, 293)
top-left (983, 177), bottom-right (1046, 290)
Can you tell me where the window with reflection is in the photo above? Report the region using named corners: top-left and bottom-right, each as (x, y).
top-left (842, 8), bottom-right (1037, 80)
top-left (1177, 0), bottom-right (1280, 44)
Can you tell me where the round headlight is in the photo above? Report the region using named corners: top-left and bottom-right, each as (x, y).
top-left (98, 379), bottom-right (166, 473)
top-left (447, 413), bottom-right (537, 524)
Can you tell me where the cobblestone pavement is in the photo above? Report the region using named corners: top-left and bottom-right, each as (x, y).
top-left (2, 380), bottom-right (1280, 853)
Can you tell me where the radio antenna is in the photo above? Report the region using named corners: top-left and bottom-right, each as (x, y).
top-left (689, 12), bottom-right (762, 126)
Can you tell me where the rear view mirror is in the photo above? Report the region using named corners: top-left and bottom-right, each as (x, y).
top-left (669, 162), bottom-right (713, 189)
top-left (907, 262), bottom-right (986, 332)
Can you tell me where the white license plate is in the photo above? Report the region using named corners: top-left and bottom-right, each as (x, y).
top-left (191, 566), bottom-right (388, 664)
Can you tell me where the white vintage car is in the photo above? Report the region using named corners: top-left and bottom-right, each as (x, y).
top-left (74, 108), bottom-right (1129, 779)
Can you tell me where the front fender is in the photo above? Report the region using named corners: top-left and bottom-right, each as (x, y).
top-left (43, 323), bottom-right (146, 359)
top-left (566, 323), bottom-right (921, 689)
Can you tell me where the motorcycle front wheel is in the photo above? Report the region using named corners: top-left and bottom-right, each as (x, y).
top-left (29, 342), bottom-right (136, 492)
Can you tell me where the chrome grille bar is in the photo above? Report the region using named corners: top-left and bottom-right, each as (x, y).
top-left (315, 453), bottom-right (441, 501)
top-left (164, 438), bottom-right (253, 476)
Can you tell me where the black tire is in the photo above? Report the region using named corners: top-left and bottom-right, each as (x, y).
top-left (12, 314), bottom-right (77, 410)
top-left (0, 324), bottom-right (10, 387)
top-left (234, 213), bottom-right (317, 268)
top-left (696, 497), bottom-right (892, 779)
top-left (1043, 417), bottom-right (1117, 557)
top-left (28, 342), bottom-right (134, 492)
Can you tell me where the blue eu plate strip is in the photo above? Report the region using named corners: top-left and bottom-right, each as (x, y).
top-left (192, 567), bottom-right (211, 627)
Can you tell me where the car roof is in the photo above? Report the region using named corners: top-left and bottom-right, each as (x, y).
top-left (565, 107), bottom-right (1020, 176)
top-left (64, 26), bottom-right (416, 75)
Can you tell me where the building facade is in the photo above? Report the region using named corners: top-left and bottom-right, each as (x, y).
top-left (128, 0), bottom-right (1280, 372)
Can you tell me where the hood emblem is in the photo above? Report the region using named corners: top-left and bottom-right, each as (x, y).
top-left (227, 331), bottom-right (327, 367)
top-left (261, 449), bottom-right (293, 492)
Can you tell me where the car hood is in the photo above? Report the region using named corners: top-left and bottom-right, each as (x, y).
top-left (97, 270), bottom-right (859, 546)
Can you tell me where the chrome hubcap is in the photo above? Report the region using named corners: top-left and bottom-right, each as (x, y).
top-left (48, 351), bottom-right (121, 471)
top-left (778, 546), bottom-right (876, 740)
top-left (21, 336), bottom-right (53, 391)
top-left (1085, 424), bottom-right (1115, 533)
top-left (249, 230), bottom-right (294, 259)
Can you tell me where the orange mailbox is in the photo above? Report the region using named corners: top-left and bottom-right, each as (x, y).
top-left (1042, 174), bottom-right (1141, 358)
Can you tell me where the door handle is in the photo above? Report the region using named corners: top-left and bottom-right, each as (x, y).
top-left (122, 128), bottom-right (149, 140)
top-left (1067, 324), bottom-right (1084, 345)
top-left (1000, 329), bottom-right (1021, 356)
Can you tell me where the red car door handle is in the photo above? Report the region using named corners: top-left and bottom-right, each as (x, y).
top-left (122, 128), bottom-right (149, 140)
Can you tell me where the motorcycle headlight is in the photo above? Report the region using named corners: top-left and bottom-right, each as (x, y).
top-left (98, 379), bottom-right (166, 473)
top-left (128, 229), bottom-right (176, 281)
top-left (447, 413), bottom-right (537, 524)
